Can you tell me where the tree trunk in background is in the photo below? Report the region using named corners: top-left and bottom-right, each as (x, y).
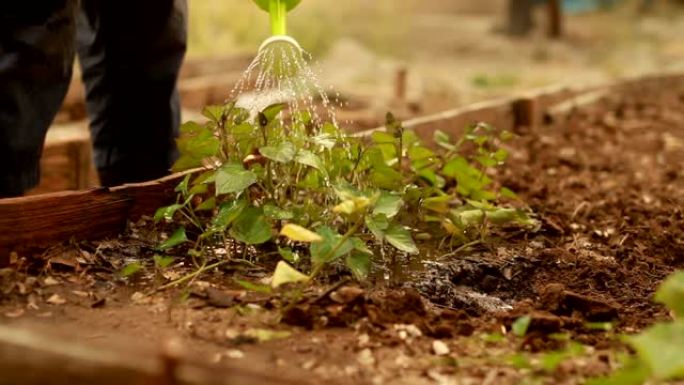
top-left (508, 0), bottom-right (536, 36)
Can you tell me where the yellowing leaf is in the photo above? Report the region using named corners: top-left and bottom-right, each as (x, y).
top-left (353, 197), bottom-right (372, 211)
top-left (441, 219), bottom-right (462, 235)
top-left (333, 200), bottom-right (356, 215)
top-left (244, 328), bottom-right (292, 343)
top-left (280, 224), bottom-right (323, 243)
top-left (333, 197), bottom-right (372, 215)
top-left (271, 261), bottom-right (310, 288)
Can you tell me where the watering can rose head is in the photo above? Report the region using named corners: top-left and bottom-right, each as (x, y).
top-left (253, 0), bottom-right (302, 12)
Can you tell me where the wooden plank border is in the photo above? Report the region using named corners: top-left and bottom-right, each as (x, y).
top-left (0, 324), bottom-right (310, 385)
top-left (0, 172), bottom-right (194, 263)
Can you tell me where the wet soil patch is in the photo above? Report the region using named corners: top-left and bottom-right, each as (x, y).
top-left (412, 77), bottom-right (684, 336)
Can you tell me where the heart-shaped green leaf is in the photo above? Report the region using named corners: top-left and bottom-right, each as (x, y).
top-left (310, 226), bottom-right (354, 266)
top-left (384, 223), bottom-right (418, 255)
top-left (346, 252), bottom-right (371, 280)
top-left (158, 227), bottom-right (188, 250)
top-left (260, 141), bottom-right (295, 163)
top-left (216, 163), bottom-right (257, 195)
top-left (229, 207), bottom-right (273, 245)
top-left (373, 193), bottom-right (403, 218)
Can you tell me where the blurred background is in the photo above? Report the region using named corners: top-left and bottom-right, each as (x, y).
top-left (40, 0), bottom-right (684, 193)
top-left (188, 0), bottom-right (684, 107)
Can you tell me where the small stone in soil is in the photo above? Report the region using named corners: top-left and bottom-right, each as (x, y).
top-left (130, 292), bottom-right (146, 303)
top-left (432, 340), bottom-right (450, 356)
top-left (357, 348), bottom-right (376, 366)
top-left (330, 286), bottom-right (364, 304)
top-left (393, 324), bottom-right (423, 338)
top-left (205, 287), bottom-right (238, 308)
top-left (302, 360), bottom-right (317, 370)
top-left (47, 294), bottom-right (66, 305)
top-left (225, 349), bottom-right (245, 359)
top-left (4, 309), bottom-right (24, 318)
top-left (91, 297), bottom-right (107, 308)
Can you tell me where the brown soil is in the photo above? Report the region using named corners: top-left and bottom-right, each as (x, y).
top-left (2, 78), bottom-right (683, 385)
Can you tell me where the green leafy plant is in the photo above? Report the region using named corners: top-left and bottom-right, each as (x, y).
top-left (152, 101), bottom-right (536, 287)
top-left (588, 271), bottom-right (684, 385)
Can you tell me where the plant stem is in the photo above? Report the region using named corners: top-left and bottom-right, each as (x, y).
top-left (218, 115), bottom-right (229, 160)
top-left (396, 130), bottom-right (405, 172)
top-left (180, 210), bottom-right (202, 232)
top-left (266, 162), bottom-right (275, 195)
top-left (154, 260), bottom-right (230, 292)
top-left (438, 239), bottom-right (483, 261)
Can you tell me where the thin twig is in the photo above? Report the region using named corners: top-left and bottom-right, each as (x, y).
top-left (438, 239), bottom-right (484, 260)
top-left (312, 278), bottom-right (352, 304)
top-left (152, 260), bottom-right (231, 293)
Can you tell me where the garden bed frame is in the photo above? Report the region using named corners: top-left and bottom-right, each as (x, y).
top-left (3, 72), bottom-right (683, 263)
top-left (0, 323), bottom-right (308, 385)
top-left (1, 71), bottom-right (682, 385)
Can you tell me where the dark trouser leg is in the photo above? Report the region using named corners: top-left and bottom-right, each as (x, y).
top-left (77, 0), bottom-right (187, 187)
top-left (508, 0), bottom-right (536, 36)
top-left (0, 1), bottom-right (77, 197)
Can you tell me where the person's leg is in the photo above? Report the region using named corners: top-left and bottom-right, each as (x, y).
top-left (508, 0), bottom-right (536, 36)
top-left (0, 1), bottom-right (77, 197)
top-left (77, 0), bottom-right (187, 187)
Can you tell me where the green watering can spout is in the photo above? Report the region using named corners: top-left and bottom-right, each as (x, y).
top-left (252, 0), bottom-right (302, 36)
top-left (253, 0), bottom-right (304, 78)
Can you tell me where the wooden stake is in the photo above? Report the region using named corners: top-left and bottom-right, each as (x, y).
top-left (394, 67), bottom-right (408, 102)
top-left (548, 0), bottom-right (563, 39)
top-left (512, 96), bottom-right (539, 130)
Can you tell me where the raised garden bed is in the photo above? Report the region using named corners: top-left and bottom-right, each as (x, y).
top-left (1, 73), bottom-right (683, 385)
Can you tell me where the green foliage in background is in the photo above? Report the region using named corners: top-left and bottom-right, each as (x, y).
top-left (153, 100), bottom-right (535, 285)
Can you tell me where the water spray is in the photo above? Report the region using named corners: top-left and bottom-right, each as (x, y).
top-left (238, 0), bottom-right (336, 125)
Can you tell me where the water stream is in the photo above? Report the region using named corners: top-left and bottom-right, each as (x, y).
top-left (231, 37), bottom-right (339, 128)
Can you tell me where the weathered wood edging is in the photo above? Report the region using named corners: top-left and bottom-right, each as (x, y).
top-left (0, 172), bottom-right (192, 263)
top-left (0, 324), bottom-right (310, 385)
